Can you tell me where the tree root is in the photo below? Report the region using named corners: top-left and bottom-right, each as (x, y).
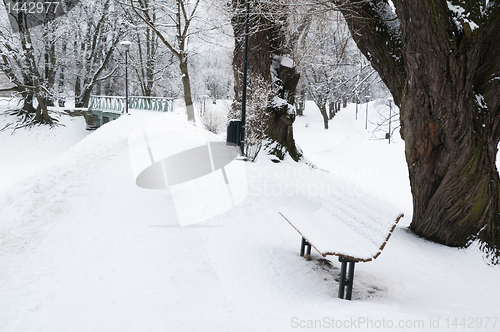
top-left (1, 108), bottom-right (64, 134)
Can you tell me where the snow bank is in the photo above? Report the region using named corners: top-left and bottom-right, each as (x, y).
top-left (0, 110), bottom-right (89, 192)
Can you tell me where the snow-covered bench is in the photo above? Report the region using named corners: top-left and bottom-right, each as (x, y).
top-left (279, 190), bottom-right (403, 300)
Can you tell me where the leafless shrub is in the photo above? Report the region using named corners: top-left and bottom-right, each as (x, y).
top-left (229, 77), bottom-right (271, 161)
top-left (200, 107), bottom-right (227, 134)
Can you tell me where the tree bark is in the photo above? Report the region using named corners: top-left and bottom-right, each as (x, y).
top-left (296, 89), bottom-right (305, 116)
top-left (58, 39), bottom-right (66, 107)
top-left (34, 89), bottom-right (52, 123)
top-left (179, 56), bottom-right (195, 121)
top-left (136, 25), bottom-right (157, 97)
top-left (22, 91), bottom-right (36, 114)
top-left (338, 0), bottom-right (500, 261)
top-left (43, 27), bottom-right (56, 107)
top-left (328, 101), bottom-right (335, 119)
top-left (319, 104), bottom-right (329, 129)
top-left (266, 55), bottom-right (301, 160)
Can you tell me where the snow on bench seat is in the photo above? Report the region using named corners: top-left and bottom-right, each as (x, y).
top-left (279, 190), bottom-right (404, 262)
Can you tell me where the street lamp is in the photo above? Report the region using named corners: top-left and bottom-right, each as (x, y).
top-left (240, 0), bottom-right (250, 157)
top-left (387, 97), bottom-right (393, 144)
top-left (355, 92), bottom-right (359, 120)
top-left (365, 95), bottom-right (370, 130)
top-left (120, 40), bottom-right (132, 115)
top-left (226, 0), bottom-right (250, 157)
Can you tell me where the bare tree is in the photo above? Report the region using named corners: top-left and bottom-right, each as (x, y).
top-left (72, 0), bottom-right (125, 108)
top-left (120, 0), bottom-right (178, 97)
top-left (123, 0), bottom-right (201, 121)
top-left (0, 13), bottom-right (58, 124)
top-left (295, 10), bottom-right (350, 129)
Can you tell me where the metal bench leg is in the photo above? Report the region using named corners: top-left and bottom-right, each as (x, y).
top-left (338, 257), bottom-right (356, 300)
top-left (300, 237), bottom-right (311, 257)
top-left (346, 260), bottom-right (355, 300)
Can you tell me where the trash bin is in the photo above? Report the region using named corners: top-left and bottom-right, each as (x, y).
top-left (227, 120), bottom-right (241, 146)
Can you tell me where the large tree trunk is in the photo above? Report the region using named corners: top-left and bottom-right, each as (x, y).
top-left (78, 88), bottom-right (93, 109)
top-left (21, 91), bottom-right (36, 113)
top-left (265, 55), bottom-right (301, 160)
top-left (338, 0), bottom-right (500, 261)
top-left (397, 1), bottom-right (500, 253)
top-left (34, 90), bottom-right (52, 124)
top-left (231, 0), bottom-right (301, 161)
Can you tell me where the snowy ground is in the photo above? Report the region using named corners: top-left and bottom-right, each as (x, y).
top-left (0, 100), bottom-right (499, 332)
top-left (0, 98), bottom-right (89, 193)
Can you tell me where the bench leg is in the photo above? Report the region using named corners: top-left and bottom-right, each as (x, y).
top-left (338, 257), bottom-right (356, 300)
top-left (300, 237), bottom-right (311, 257)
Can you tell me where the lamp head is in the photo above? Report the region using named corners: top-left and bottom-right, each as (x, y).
top-left (120, 40), bottom-right (132, 51)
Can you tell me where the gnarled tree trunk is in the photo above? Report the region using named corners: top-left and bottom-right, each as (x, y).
top-left (232, 0), bottom-right (301, 161)
top-left (338, 0), bottom-right (500, 262)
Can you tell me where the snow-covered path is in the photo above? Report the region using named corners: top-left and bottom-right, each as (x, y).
top-left (295, 101), bottom-right (367, 157)
top-left (1, 104), bottom-right (499, 331)
top-left (1, 149), bottom-right (235, 331)
top-left (0, 110), bottom-right (331, 331)
top-left (294, 101), bottom-right (411, 217)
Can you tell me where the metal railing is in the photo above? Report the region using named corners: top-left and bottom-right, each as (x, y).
top-left (88, 96), bottom-right (126, 114)
top-left (88, 95), bottom-right (174, 114)
top-left (128, 96), bottom-right (174, 112)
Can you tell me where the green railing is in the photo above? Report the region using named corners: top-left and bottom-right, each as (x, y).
top-left (88, 96), bottom-right (126, 114)
top-left (128, 96), bottom-right (174, 112)
top-left (87, 95), bottom-right (174, 127)
top-left (88, 95), bottom-right (174, 114)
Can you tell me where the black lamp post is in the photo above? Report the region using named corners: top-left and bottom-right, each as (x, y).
top-left (240, 0), bottom-right (250, 157)
top-left (365, 95), bottom-right (370, 129)
top-left (387, 97), bottom-right (393, 144)
top-left (226, 1), bottom-right (250, 157)
top-left (355, 92), bottom-right (359, 120)
top-left (120, 40), bottom-right (132, 114)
